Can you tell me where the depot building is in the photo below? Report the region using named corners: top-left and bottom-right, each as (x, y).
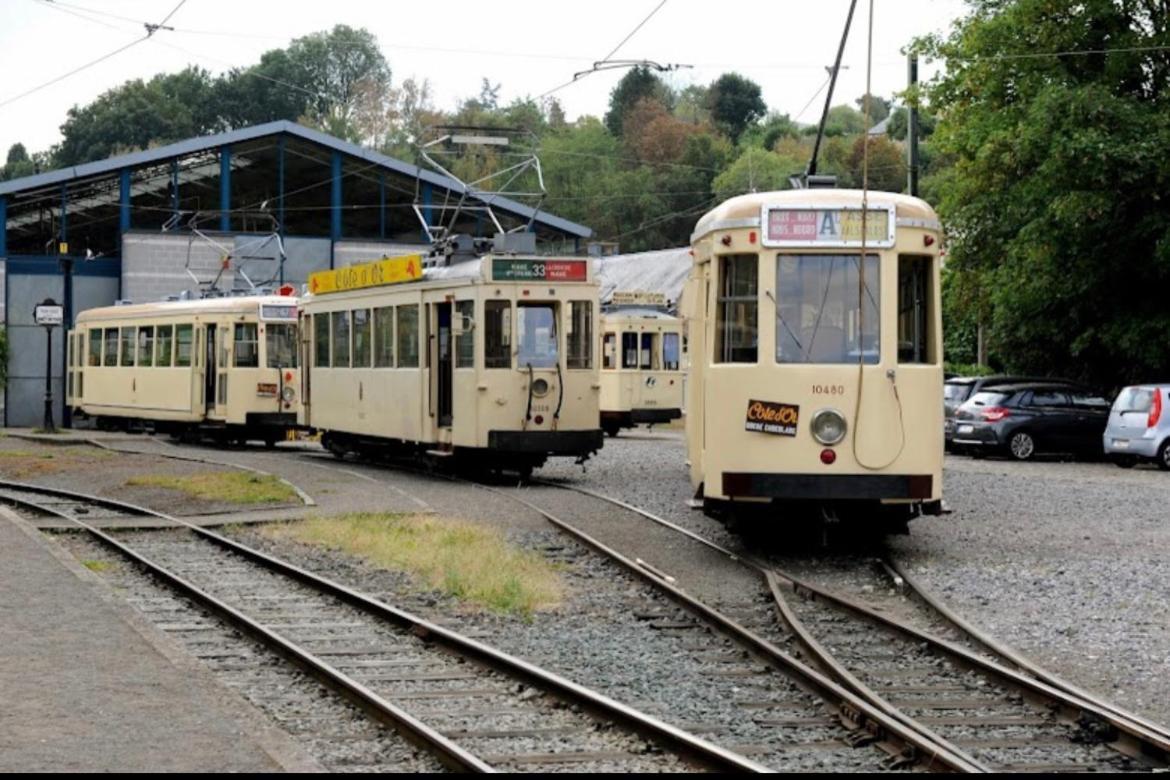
top-left (0, 121), bottom-right (591, 426)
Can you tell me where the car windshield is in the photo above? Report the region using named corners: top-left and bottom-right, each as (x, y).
top-left (1112, 387), bottom-right (1153, 413)
top-left (968, 391), bottom-right (1009, 407)
top-left (944, 383), bottom-right (970, 402)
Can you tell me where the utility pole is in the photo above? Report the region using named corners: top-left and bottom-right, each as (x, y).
top-left (907, 54), bottom-right (920, 197)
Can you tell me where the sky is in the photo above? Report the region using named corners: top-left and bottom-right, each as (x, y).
top-left (0, 0), bottom-right (970, 157)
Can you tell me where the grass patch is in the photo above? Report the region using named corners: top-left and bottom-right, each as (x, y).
top-left (82, 559), bottom-right (113, 572)
top-left (263, 513), bottom-right (564, 619)
top-left (125, 472), bottom-right (298, 504)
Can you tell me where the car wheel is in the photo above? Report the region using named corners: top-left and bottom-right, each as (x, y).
top-left (1008, 431), bottom-right (1036, 461)
top-left (1158, 441), bottom-right (1170, 472)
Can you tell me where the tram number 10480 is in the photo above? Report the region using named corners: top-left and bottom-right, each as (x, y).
top-left (812, 384), bottom-right (847, 396)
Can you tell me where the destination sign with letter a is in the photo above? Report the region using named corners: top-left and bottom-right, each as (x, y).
top-left (761, 204), bottom-right (895, 249)
top-left (309, 255), bottom-right (423, 295)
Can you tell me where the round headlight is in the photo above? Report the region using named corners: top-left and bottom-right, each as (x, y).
top-left (281, 385), bottom-right (296, 402)
top-left (811, 408), bottom-right (847, 446)
top-left (531, 378), bottom-right (550, 397)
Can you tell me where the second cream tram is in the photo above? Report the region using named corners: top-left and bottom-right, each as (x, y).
top-left (299, 253), bottom-right (603, 474)
top-left (599, 296), bottom-right (685, 437)
top-left (67, 295), bottom-right (300, 445)
top-left (684, 189), bottom-right (944, 532)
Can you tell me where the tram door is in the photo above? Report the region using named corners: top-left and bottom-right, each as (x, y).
top-left (436, 303), bottom-right (453, 428)
top-left (204, 324), bottom-right (217, 414)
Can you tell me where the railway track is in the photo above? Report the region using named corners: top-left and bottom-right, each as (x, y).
top-left (0, 479), bottom-right (767, 774)
top-left (525, 478), bottom-right (1170, 773)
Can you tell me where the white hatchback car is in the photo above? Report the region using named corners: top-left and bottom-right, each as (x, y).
top-left (1103, 385), bottom-right (1170, 470)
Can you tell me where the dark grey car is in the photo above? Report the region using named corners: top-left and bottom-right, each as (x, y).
top-left (943, 375), bottom-right (1086, 451)
top-left (951, 383), bottom-right (1111, 460)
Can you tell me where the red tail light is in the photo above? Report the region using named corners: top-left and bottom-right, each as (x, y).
top-left (1149, 391), bottom-right (1163, 428)
top-left (981, 407), bottom-right (1010, 422)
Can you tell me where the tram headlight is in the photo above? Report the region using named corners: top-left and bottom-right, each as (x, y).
top-left (531, 378), bottom-right (550, 397)
top-left (811, 408), bottom-right (847, 446)
top-left (281, 385), bottom-right (296, 403)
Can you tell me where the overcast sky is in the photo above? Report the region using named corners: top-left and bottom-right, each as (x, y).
top-left (0, 0), bottom-right (969, 157)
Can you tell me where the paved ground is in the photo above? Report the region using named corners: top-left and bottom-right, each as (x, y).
top-left (0, 507), bottom-right (313, 772)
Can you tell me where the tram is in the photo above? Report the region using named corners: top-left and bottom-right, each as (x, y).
top-left (299, 252), bottom-right (603, 474)
top-left (683, 189), bottom-right (944, 531)
top-left (67, 295), bottom-right (300, 445)
top-left (599, 292), bottom-right (685, 437)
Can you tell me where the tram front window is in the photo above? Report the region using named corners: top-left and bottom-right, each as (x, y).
top-left (266, 323), bottom-right (298, 368)
top-left (517, 303), bottom-right (558, 368)
top-left (775, 254), bottom-right (879, 364)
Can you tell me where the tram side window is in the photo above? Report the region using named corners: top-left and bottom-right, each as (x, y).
top-left (88, 329), bottom-right (102, 366)
top-left (374, 307), bottom-right (394, 367)
top-left (776, 254), bottom-right (879, 364)
top-left (234, 323), bottom-right (259, 367)
top-left (484, 300), bottom-right (511, 369)
top-left (622, 333), bottom-right (638, 368)
top-left (455, 301), bottom-right (475, 368)
top-left (602, 333), bottom-right (617, 370)
top-left (119, 327), bottom-right (136, 366)
top-left (156, 325), bottom-right (173, 366)
top-left (175, 325), bottom-right (193, 367)
top-left (397, 305), bottom-right (419, 368)
top-left (567, 301), bottom-right (592, 369)
top-left (137, 327), bottom-right (154, 367)
top-left (716, 254), bottom-right (758, 363)
top-left (664, 333), bottom-right (681, 371)
top-left (352, 309), bottom-right (371, 368)
top-left (897, 255), bottom-right (934, 364)
top-left (314, 314), bottom-right (330, 368)
top-left (266, 323), bottom-right (298, 368)
top-left (104, 328), bottom-right (118, 366)
top-left (331, 311), bottom-right (351, 368)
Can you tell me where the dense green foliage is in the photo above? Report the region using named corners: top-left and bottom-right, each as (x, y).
top-left (916, 0), bottom-right (1170, 387)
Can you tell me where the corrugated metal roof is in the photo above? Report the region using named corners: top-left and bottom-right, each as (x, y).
top-left (594, 247), bottom-right (691, 311)
top-left (0, 120), bottom-right (591, 238)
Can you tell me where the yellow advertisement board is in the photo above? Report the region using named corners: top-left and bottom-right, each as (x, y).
top-left (308, 255), bottom-right (423, 295)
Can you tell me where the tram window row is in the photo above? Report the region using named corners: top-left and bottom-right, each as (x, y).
top-left (309, 300), bottom-right (595, 372)
top-left (602, 332), bottom-right (682, 371)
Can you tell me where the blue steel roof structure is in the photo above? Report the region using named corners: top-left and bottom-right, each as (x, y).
top-left (0, 120), bottom-right (591, 239)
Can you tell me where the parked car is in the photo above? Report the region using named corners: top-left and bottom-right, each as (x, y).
top-left (1103, 385), bottom-right (1170, 470)
top-left (943, 375), bottom-right (1087, 452)
top-left (951, 383), bottom-right (1111, 461)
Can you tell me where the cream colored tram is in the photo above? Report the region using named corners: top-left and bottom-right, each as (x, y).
top-left (599, 298), bottom-right (685, 437)
top-left (67, 295), bottom-right (300, 444)
top-left (684, 190), bottom-right (944, 531)
top-left (299, 253), bottom-right (603, 474)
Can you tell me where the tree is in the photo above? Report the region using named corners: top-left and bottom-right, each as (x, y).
top-left (706, 73), bottom-right (766, 142)
top-left (805, 104), bottom-right (866, 137)
top-left (847, 136), bottom-right (905, 193)
top-left (854, 93), bottom-right (891, 124)
top-left (916, 0), bottom-right (1170, 387)
top-left (712, 149), bottom-right (797, 200)
top-left (1, 143), bottom-right (36, 181)
top-left (604, 66), bottom-right (673, 136)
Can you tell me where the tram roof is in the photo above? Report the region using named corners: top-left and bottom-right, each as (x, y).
top-left (75, 294), bottom-right (296, 323)
top-left (691, 189), bottom-right (940, 244)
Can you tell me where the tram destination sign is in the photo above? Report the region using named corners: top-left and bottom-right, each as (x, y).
top-left (761, 204), bottom-right (895, 249)
top-left (611, 291), bottom-right (667, 307)
top-left (309, 255), bottom-right (423, 295)
top-left (491, 258), bottom-right (587, 282)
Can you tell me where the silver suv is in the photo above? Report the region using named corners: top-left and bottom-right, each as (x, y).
top-left (1103, 385), bottom-right (1170, 470)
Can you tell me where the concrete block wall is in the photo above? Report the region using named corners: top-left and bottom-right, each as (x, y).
top-left (333, 241), bottom-right (425, 269)
top-left (122, 232), bottom-right (234, 303)
top-left (0, 259), bottom-right (6, 324)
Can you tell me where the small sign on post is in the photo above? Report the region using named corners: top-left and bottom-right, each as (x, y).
top-left (34, 298), bottom-right (63, 433)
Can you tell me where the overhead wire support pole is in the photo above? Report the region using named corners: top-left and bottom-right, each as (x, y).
top-left (805, 0), bottom-right (859, 182)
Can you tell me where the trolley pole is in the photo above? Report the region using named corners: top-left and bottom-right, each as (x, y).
top-left (907, 54), bottom-right (920, 197)
top-left (34, 298), bottom-right (63, 433)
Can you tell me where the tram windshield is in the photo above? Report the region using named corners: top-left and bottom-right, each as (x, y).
top-left (775, 254), bottom-right (879, 364)
top-left (517, 303), bottom-right (558, 368)
top-left (266, 323), bottom-right (298, 368)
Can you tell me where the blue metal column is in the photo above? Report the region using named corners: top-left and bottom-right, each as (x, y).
top-left (60, 183), bottom-right (72, 427)
top-left (378, 173), bottom-right (386, 239)
top-left (119, 168), bottom-right (131, 238)
top-left (219, 145), bottom-right (231, 233)
top-left (421, 182), bottom-right (433, 242)
top-left (0, 196), bottom-right (7, 258)
top-left (170, 160), bottom-right (180, 224)
top-left (277, 136), bottom-right (286, 236)
top-left (331, 151), bottom-right (342, 242)
top-left (60, 183), bottom-right (68, 250)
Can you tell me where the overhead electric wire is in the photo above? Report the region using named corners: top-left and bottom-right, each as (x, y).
top-left (2, 0), bottom-right (188, 111)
